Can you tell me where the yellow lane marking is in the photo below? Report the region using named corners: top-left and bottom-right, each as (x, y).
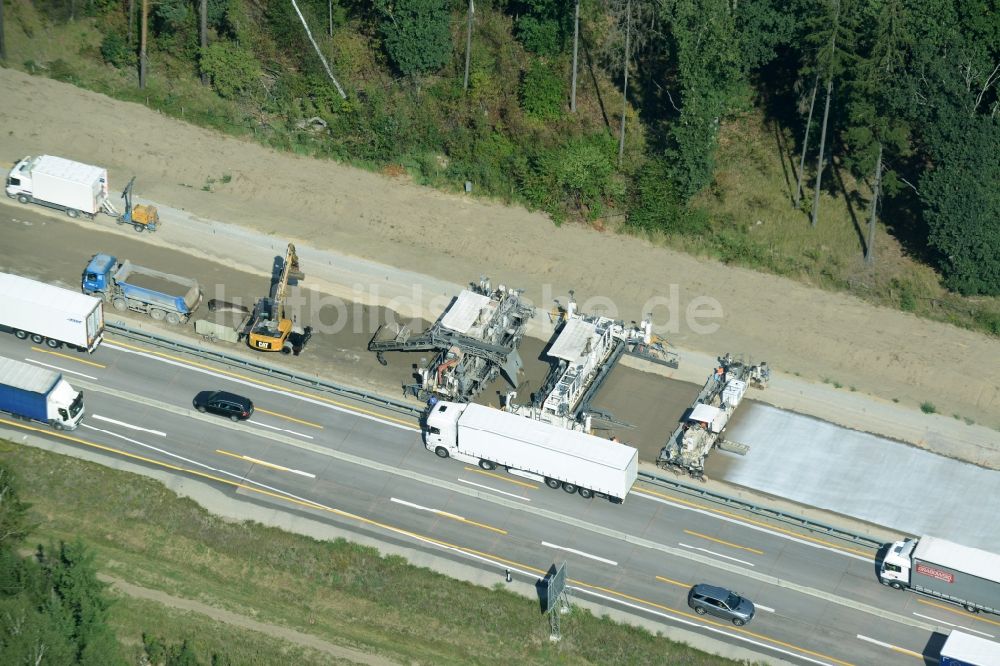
top-left (32, 346), bottom-right (106, 368)
top-left (637, 487), bottom-right (873, 559)
top-left (684, 529), bottom-right (765, 555)
top-left (106, 340), bottom-right (417, 429)
top-left (6, 418), bottom-right (851, 666)
top-left (215, 449), bottom-right (315, 478)
top-left (463, 466), bottom-right (538, 489)
top-left (390, 497), bottom-right (508, 535)
top-left (917, 599), bottom-right (1000, 627)
top-left (253, 408), bottom-right (324, 429)
top-left (890, 645), bottom-right (924, 659)
top-left (655, 575), bottom-right (689, 588)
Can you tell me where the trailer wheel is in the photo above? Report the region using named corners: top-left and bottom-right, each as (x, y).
top-left (112, 298), bottom-right (128, 311)
top-left (434, 447), bottom-right (450, 459)
top-left (561, 482), bottom-right (577, 494)
top-left (30, 334), bottom-right (44, 344)
top-left (889, 582), bottom-right (904, 590)
top-left (149, 309), bottom-right (166, 321)
top-left (17, 194), bottom-right (29, 204)
top-left (544, 478), bottom-right (561, 489)
top-left (165, 312), bottom-right (181, 325)
top-left (45, 338), bottom-right (61, 349)
top-left (578, 487), bottom-right (594, 499)
top-left (51, 421), bottom-right (65, 431)
top-left (66, 208), bottom-right (79, 219)
top-left (964, 604), bottom-right (979, 613)
top-left (133, 224), bottom-right (145, 233)
top-left (13, 330), bottom-right (28, 340)
top-left (478, 460), bottom-right (496, 471)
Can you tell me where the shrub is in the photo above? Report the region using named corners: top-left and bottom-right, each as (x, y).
top-left (100, 32), bottom-right (135, 69)
top-left (199, 42), bottom-right (262, 100)
top-left (520, 59), bottom-right (564, 121)
top-left (920, 401), bottom-right (936, 414)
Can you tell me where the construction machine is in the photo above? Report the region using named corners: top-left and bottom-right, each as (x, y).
top-left (117, 177), bottom-right (159, 232)
top-left (247, 243), bottom-right (308, 354)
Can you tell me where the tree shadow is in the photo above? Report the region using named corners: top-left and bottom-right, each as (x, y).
top-left (830, 159), bottom-right (868, 257)
top-left (770, 120), bottom-right (796, 206)
top-left (579, 31), bottom-right (611, 129)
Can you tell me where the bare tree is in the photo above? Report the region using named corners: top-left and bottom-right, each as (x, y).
top-left (810, 0), bottom-right (842, 228)
top-left (139, 0), bottom-right (148, 89)
top-left (617, 0), bottom-right (632, 165)
top-left (0, 0), bottom-right (6, 62)
top-left (570, 0), bottom-right (580, 112)
top-left (463, 0), bottom-right (474, 91)
top-left (289, 0), bottom-right (346, 98)
top-left (794, 73), bottom-right (819, 208)
top-left (865, 142), bottom-right (882, 264)
top-left (128, 0), bottom-right (135, 47)
top-left (200, 0), bottom-right (208, 85)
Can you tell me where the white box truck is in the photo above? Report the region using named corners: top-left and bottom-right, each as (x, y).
top-left (5, 155), bottom-right (115, 219)
top-left (879, 535), bottom-right (1000, 614)
top-left (940, 630), bottom-right (1000, 666)
top-left (424, 401), bottom-right (638, 503)
top-left (0, 356), bottom-right (85, 430)
top-left (0, 273), bottom-right (105, 352)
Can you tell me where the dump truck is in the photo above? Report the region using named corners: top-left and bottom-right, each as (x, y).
top-left (5, 155), bottom-right (116, 218)
top-left (82, 254), bottom-right (202, 325)
top-left (0, 272), bottom-right (104, 352)
top-left (424, 401), bottom-right (638, 503)
top-left (0, 356), bottom-right (85, 430)
top-left (879, 536), bottom-right (1000, 614)
top-left (940, 630), bottom-right (1000, 666)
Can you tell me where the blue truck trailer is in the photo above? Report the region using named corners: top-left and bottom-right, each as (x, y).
top-left (0, 356), bottom-right (84, 430)
top-left (82, 254), bottom-right (202, 325)
top-left (940, 630), bottom-right (1000, 666)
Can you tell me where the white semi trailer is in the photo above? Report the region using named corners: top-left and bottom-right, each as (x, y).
top-left (0, 273), bottom-right (105, 352)
top-left (5, 155), bottom-right (115, 218)
top-left (424, 401), bottom-right (638, 503)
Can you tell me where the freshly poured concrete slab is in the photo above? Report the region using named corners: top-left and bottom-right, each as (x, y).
top-left (711, 403), bottom-right (1000, 551)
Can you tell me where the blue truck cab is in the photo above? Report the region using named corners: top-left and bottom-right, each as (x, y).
top-left (81, 253), bottom-right (117, 295)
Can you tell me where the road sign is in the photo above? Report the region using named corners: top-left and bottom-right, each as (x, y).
top-left (542, 561), bottom-right (568, 614)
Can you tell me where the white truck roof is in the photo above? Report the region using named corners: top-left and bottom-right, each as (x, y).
top-left (0, 272), bottom-right (100, 319)
top-left (460, 403), bottom-right (636, 470)
top-left (942, 630), bottom-right (1000, 666)
top-left (915, 536), bottom-right (1000, 583)
top-left (0, 356), bottom-right (60, 394)
top-left (32, 155), bottom-right (106, 184)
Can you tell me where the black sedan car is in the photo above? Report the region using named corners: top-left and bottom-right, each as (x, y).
top-left (192, 390), bottom-right (254, 421)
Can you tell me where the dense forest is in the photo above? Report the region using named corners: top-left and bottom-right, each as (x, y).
top-left (1, 0), bottom-right (999, 305)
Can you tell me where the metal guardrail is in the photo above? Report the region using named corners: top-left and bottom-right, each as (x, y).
top-left (637, 470), bottom-right (888, 550)
top-left (106, 322), bottom-right (424, 420)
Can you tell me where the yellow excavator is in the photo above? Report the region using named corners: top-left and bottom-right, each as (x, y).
top-left (247, 243), bottom-right (308, 354)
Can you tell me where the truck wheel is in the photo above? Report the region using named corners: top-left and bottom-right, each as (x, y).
top-left (544, 478), bottom-right (561, 489)
top-left (149, 309), bottom-right (166, 321)
top-left (165, 312), bottom-right (181, 325)
top-left (281, 343), bottom-right (294, 354)
top-left (30, 334), bottom-right (44, 344)
top-left (434, 447), bottom-right (450, 459)
top-left (478, 460), bottom-right (496, 471)
top-left (133, 224), bottom-right (145, 233)
top-left (66, 208), bottom-right (79, 219)
top-left (17, 194), bottom-right (29, 204)
top-left (112, 298), bottom-right (128, 311)
top-left (13, 329), bottom-right (28, 340)
top-left (45, 338), bottom-right (61, 349)
top-left (578, 487), bottom-right (594, 499)
top-left (51, 421), bottom-right (65, 431)
top-left (889, 582), bottom-right (904, 590)
top-left (964, 604), bottom-right (979, 613)
top-left (561, 482), bottom-right (577, 494)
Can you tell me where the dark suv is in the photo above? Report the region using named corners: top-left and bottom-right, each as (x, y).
top-left (193, 390), bottom-right (254, 421)
top-left (687, 584), bottom-right (755, 626)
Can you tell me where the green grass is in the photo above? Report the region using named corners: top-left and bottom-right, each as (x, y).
top-left (1, 441), bottom-right (752, 665)
top-left (920, 402), bottom-right (937, 414)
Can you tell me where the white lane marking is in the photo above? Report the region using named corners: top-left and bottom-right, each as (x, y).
top-left (390, 497), bottom-right (464, 520)
top-left (250, 420), bottom-right (314, 440)
top-left (239, 455), bottom-right (316, 478)
top-left (105, 342), bottom-right (418, 432)
top-left (541, 541), bottom-right (618, 566)
top-left (633, 489), bottom-right (872, 563)
top-left (679, 542), bottom-right (755, 567)
top-left (457, 478), bottom-right (531, 501)
top-left (856, 634), bottom-right (895, 650)
top-left (90, 414), bottom-right (166, 437)
top-left (755, 603), bottom-right (776, 613)
top-left (25, 359), bottom-right (98, 380)
top-left (911, 613), bottom-right (994, 637)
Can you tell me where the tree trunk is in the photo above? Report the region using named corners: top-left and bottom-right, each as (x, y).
top-left (128, 0), bottom-right (135, 47)
top-left (0, 0), bottom-right (6, 62)
top-left (463, 0), bottom-right (474, 91)
top-left (617, 0), bottom-right (632, 165)
top-left (794, 73), bottom-right (819, 208)
top-left (810, 75), bottom-right (833, 227)
top-left (200, 0), bottom-right (208, 85)
top-left (570, 0), bottom-right (580, 112)
top-left (865, 142), bottom-right (882, 265)
top-left (328, 0), bottom-right (333, 37)
top-left (139, 0), bottom-right (148, 89)
top-left (289, 0), bottom-right (346, 98)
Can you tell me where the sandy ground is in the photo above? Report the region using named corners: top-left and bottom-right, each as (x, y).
top-left (0, 67), bottom-right (997, 436)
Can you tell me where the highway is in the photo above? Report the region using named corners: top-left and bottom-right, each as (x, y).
top-left (2, 333), bottom-right (996, 666)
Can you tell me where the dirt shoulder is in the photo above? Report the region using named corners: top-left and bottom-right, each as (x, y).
top-left (1, 67), bottom-right (997, 434)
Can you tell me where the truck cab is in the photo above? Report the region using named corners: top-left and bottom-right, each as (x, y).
top-left (880, 538), bottom-right (916, 588)
top-left (81, 253), bottom-right (118, 296)
top-left (5, 156), bottom-right (32, 199)
top-left (52, 382), bottom-right (85, 430)
top-left (423, 401), bottom-right (465, 458)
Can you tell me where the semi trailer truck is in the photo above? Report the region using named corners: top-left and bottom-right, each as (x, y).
top-left (0, 356), bottom-right (85, 430)
top-left (0, 272), bottom-right (105, 352)
top-left (879, 535), bottom-right (1000, 614)
top-left (940, 630), bottom-right (1000, 666)
top-left (424, 401), bottom-right (638, 503)
top-left (5, 155), bottom-right (115, 218)
top-left (82, 254), bottom-right (202, 324)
